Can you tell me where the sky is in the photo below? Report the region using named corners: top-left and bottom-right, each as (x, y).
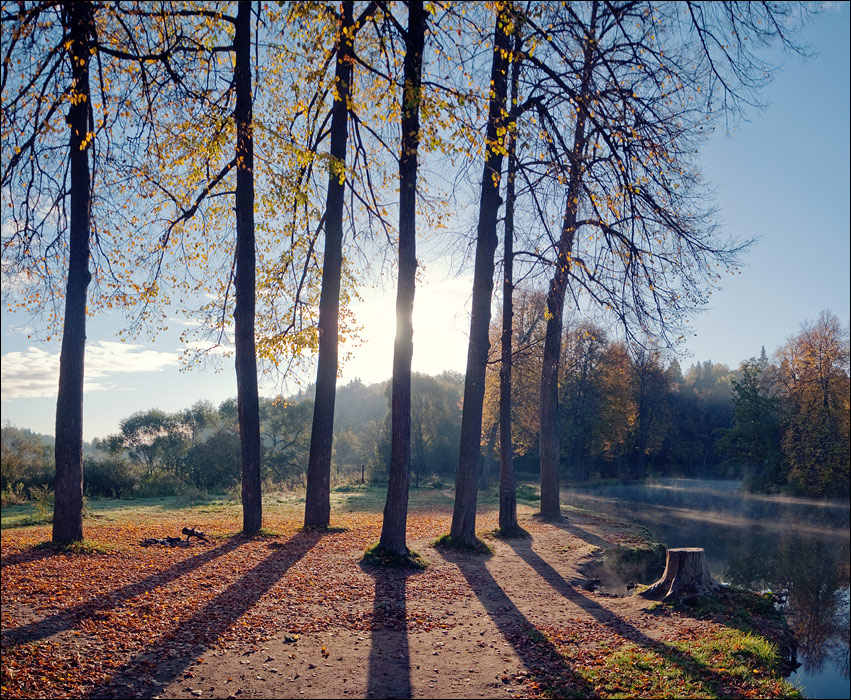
top-left (2, 3), bottom-right (849, 442)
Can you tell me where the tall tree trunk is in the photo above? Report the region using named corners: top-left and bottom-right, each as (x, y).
top-left (305, 1), bottom-right (355, 528)
top-left (379, 1), bottom-right (426, 557)
top-left (234, 1), bottom-right (262, 534)
top-left (53, 0), bottom-right (94, 545)
top-left (539, 276), bottom-right (567, 519)
top-left (539, 3), bottom-right (597, 520)
top-left (479, 423), bottom-right (497, 488)
top-left (498, 33), bottom-right (522, 534)
top-left (449, 4), bottom-right (512, 545)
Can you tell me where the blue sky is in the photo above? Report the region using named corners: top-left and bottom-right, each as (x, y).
top-left (2, 3), bottom-right (849, 442)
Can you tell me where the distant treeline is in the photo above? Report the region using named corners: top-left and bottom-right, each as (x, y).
top-left (2, 310), bottom-right (848, 503)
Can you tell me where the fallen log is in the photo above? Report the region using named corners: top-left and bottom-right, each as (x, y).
top-left (182, 526), bottom-right (209, 542)
top-left (140, 536), bottom-right (186, 547)
top-left (639, 547), bottom-right (719, 602)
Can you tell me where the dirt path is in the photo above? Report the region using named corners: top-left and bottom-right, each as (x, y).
top-left (133, 513), bottom-right (691, 699)
top-left (2, 504), bottom-right (731, 700)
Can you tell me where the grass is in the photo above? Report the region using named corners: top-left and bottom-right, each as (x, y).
top-left (529, 623), bottom-right (803, 699)
top-left (1, 505), bottom-right (53, 529)
top-left (2, 481), bottom-right (545, 530)
top-left (335, 483), bottom-right (459, 513)
top-left (432, 532), bottom-right (493, 555)
top-left (580, 627), bottom-right (800, 699)
top-left (516, 483), bottom-right (541, 502)
top-left (361, 541), bottom-right (429, 569)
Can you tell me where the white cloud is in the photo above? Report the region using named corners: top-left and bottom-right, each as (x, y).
top-left (167, 316), bottom-right (202, 328)
top-left (1, 341), bottom-right (179, 400)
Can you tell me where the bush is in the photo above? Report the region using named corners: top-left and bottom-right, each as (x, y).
top-left (28, 484), bottom-right (54, 520)
top-left (182, 430), bottom-right (241, 491)
top-left (1, 423), bottom-right (53, 493)
top-left (136, 471), bottom-right (183, 498)
top-left (178, 484), bottom-right (209, 505)
top-left (84, 457), bottom-right (138, 498)
top-left (1, 482), bottom-right (28, 505)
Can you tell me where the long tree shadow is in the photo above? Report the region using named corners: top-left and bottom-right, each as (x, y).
top-left (2, 537), bottom-right (245, 648)
top-left (359, 561), bottom-right (417, 699)
top-left (86, 529), bottom-right (323, 699)
top-left (440, 546), bottom-right (596, 699)
top-left (505, 536), bottom-right (759, 694)
top-left (1, 546), bottom-right (61, 570)
top-left (544, 514), bottom-right (611, 548)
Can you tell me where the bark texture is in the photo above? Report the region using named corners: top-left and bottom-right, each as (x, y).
top-left (234, 0), bottom-right (262, 534)
top-left (450, 6), bottom-right (512, 545)
top-left (379, 1), bottom-right (426, 557)
top-left (640, 548), bottom-right (720, 602)
top-left (498, 37), bottom-right (522, 535)
top-left (305, 1), bottom-right (355, 528)
top-left (53, 0), bottom-right (94, 545)
top-left (538, 4), bottom-right (597, 521)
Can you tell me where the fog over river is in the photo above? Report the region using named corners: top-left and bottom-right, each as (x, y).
top-left (560, 478), bottom-right (850, 699)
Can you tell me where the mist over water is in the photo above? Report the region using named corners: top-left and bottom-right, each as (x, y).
top-left (560, 478), bottom-right (850, 699)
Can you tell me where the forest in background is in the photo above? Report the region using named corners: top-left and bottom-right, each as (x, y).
top-left (4, 307), bottom-right (847, 503)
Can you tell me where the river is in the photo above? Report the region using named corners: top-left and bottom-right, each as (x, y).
top-left (560, 478), bottom-right (850, 699)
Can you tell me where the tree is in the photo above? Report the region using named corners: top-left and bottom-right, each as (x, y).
top-left (717, 358), bottom-right (784, 490)
top-left (450, 1), bottom-right (513, 546)
top-left (626, 346), bottom-right (672, 478)
top-left (592, 342), bottom-right (634, 477)
top-left (379, 0), bottom-right (427, 557)
top-left (410, 372), bottom-right (464, 480)
top-left (233, 0), bottom-right (262, 534)
top-left (52, 1), bottom-right (94, 543)
top-left (304, 0), bottom-right (368, 528)
top-left (100, 3), bottom-right (277, 532)
top-left (2, 1), bottom-right (98, 542)
top-left (559, 320), bottom-right (608, 481)
top-left (776, 311), bottom-right (850, 497)
top-left (3, 1), bottom-right (274, 540)
top-left (105, 409), bottom-right (187, 477)
top-left (509, 1), bottom-right (805, 517)
top-left (1, 423), bottom-right (54, 494)
top-left (497, 20), bottom-right (524, 534)
top-left (260, 398), bottom-right (313, 486)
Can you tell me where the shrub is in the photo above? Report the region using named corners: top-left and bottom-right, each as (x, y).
top-left (1, 482), bottom-right (28, 505)
top-left (84, 457), bottom-right (138, 498)
top-left (28, 484), bottom-right (54, 520)
top-left (136, 471), bottom-right (183, 498)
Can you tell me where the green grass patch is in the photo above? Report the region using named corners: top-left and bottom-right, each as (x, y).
top-left (361, 542), bottom-right (428, 569)
top-left (240, 527), bottom-right (284, 539)
top-left (334, 484), bottom-right (457, 514)
top-left (1, 504), bottom-right (52, 529)
top-left (515, 483), bottom-right (541, 501)
top-left (298, 525), bottom-right (350, 534)
top-left (433, 533), bottom-right (493, 555)
top-left (537, 625), bottom-right (801, 699)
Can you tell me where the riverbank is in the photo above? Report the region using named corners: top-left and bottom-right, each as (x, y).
top-left (1, 489), bottom-right (802, 698)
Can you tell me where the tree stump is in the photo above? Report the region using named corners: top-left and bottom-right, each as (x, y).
top-left (639, 548), bottom-right (719, 602)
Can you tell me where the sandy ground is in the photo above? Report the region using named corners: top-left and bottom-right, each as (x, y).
top-left (91, 512), bottom-right (701, 699)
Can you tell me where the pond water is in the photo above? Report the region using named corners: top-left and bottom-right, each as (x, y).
top-left (560, 478), bottom-right (850, 699)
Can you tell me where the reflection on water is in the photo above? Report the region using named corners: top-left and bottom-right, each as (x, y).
top-left (561, 478), bottom-right (850, 699)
